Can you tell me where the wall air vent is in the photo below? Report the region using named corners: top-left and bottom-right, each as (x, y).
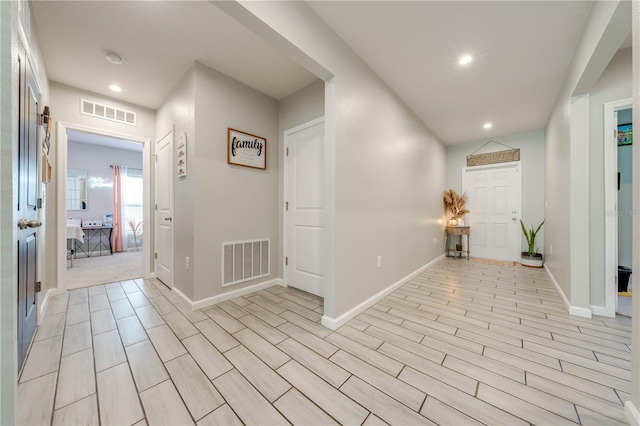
top-left (222, 239), bottom-right (270, 287)
top-left (80, 99), bottom-right (137, 126)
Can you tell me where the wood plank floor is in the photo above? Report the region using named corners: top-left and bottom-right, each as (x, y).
top-left (18, 259), bottom-right (631, 425)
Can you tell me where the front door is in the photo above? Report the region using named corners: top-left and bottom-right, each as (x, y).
top-left (285, 119), bottom-right (325, 297)
top-left (463, 163), bottom-right (520, 261)
top-left (154, 129), bottom-right (173, 288)
top-left (17, 52), bottom-right (41, 369)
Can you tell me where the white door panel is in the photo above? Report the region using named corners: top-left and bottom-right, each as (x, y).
top-left (155, 130), bottom-right (173, 288)
top-left (285, 119), bottom-right (325, 297)
top-left (464, 164), bottom-right (520, 261)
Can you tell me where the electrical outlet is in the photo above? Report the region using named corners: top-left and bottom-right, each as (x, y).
top-left (377, 255), bottom-right (382, 268)
top-left (186, 256), bottom-right (190, 270)
top-left (433, 237), bottom-right (438, 245)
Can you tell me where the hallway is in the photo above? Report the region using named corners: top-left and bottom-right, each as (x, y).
top-left (18, 259), bottom-right (631, 425)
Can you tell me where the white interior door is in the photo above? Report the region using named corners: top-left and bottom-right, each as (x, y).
top-left (155, 129), bottom-right (173, 288)
top-left (285, 118), bottom-right (325, 297)
top-left (464, 163), bottom-right (521, 261)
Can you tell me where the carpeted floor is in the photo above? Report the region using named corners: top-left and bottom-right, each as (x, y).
top-left (66, 250), bottom-right (143, 289)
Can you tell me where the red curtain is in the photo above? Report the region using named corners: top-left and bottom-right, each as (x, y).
top-left (112, 166), bottom-right (123, 252)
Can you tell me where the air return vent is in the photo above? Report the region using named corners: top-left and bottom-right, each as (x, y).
top-left (222, 239), bottom-right (270, 287)
top-left (80, 99), bottom-right (137, 126)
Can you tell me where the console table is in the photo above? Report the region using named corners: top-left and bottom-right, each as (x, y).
top-left (75, 226), bottom-right (113, 258)
top-left (446, 226), bottom-right (470, 259)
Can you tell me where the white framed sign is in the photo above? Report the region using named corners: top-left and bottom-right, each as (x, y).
top-left (227, 128), bottom-right (267, 170)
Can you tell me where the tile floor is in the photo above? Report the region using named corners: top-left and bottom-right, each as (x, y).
top-left (18, 259), bottom-right (632, 425)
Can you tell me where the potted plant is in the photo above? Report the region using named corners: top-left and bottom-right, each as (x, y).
top-left (443, 189), bottom-right (469, 226)
top-left (520, 219), bottom-right (544, 267)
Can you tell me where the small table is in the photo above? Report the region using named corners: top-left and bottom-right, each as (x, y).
top-left (75, 226), bottom-right (113, 258)
top-left (446, 226), bottom-right (470, 259)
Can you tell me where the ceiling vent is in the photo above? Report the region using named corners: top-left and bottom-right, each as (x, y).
top-left (80, 99), bottom-right (136, 126)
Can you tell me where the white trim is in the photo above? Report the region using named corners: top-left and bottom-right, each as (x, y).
top-left (321, 254), bottom-right (445, 330)
top-left (462, 161), bottom-right (522, 262)
top-left (283, 116), bottom-right (325, 297)
top-left (57, 122), bottom-right (152, 295)
top-left (544, 265), bottom-right (592, 318)
top-left (590, 305), bottom-right (606, 316)
top-left (604, 98), bottom-right (632, 318)
top-left (173, 278), bottom-right (285, 311)
top-left (626, 401), bottom-right (640, 426)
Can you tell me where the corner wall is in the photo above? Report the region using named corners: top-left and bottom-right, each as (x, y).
top-left (216, 2), bottom-right (447, 324)
top-left (544, 0), bottom-right (631, 313)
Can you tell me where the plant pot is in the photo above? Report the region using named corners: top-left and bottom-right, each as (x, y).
top-left (521, 252), bottom-right (543, 268)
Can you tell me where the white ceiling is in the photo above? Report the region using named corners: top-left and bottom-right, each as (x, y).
top-left (32, 1), bottom-right (630, 146)
top-left (308, 1), bottom-right (596, 145)
top-left (31, 1), bottom-right (318, 108)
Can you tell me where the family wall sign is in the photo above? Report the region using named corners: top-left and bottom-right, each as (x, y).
top-left (227, 128), bottom-right (267, 170)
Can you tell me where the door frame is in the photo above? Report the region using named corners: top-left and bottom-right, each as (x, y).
top-left (56, 122), bottom-right (152, 295)
top-left (604, 98), bottom-right (632, 318)
top-left (462, 161), bottom-right (523, 262)
top-left (283, 116), bottom-right (325, 294)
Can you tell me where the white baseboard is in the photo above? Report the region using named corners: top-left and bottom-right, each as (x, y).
top-left (38, 288), bottom-right (58, 324)
top-left (544, 265), bottom-right (592, 318)
top-left (173, 278), bottom-right (285, 311)
top-left (626, 401), bottom-right (640, 425)
top-left (590, 304), bottom-right (606, 316)
top-left (321, 254), bottom-right (446, 330)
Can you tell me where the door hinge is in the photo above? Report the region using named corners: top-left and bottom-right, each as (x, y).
top-left (285, 202), bottom-right (288, 211)
top-left (286, 147), bottom-right (289, 156)
top-left (37, 198), bottom-right (42, 209)
top-left (36, 281), bottom-right (41, 292)
top-left (153, 155), bottom-right (158, 162)
top-left (154, 252), bottom-right (158, 260)
top-left (285, 257), bottom-right (288, 266)
top-left (155, 204), bottom-right (158, 211)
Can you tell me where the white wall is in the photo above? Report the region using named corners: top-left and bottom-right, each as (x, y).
top-left (618, 108), bottom-right (632, 268)
top-left (588, 47), bottom-right (632, 307)
top-left (192, 62), bottom-right (280, 301)
top-left (544, 0), bottom-right (630, 312)
top-left (278, 79), bottom-right (325, 278)
top-left (217, 2), bottom-right (447, 323)
top-left (155, 66), bottom-right (196, 299)
top-left (447, 130), bottom-right (546, 252)
top-left (66, 141), bottom-right (143, 222)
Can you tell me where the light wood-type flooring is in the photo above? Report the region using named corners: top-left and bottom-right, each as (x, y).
top-left (18, 259), bottom-right (632, 425)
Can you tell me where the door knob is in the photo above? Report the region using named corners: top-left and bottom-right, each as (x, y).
top-left (17, 219), bottom-right (42, 229)
top-left (164, 217), bottom-right (172, 221)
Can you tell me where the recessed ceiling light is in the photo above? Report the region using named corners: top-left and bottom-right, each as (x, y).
top-left (109, 84), bottom-right (122, 92)
top-left (105, 51), bottom-right (124, 65)
top-left (483, 122), bottom-right (492, 129)
top-left (459, 55), bottom-right (473, 65)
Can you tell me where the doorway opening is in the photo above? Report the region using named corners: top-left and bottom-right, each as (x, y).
top-left (56, 123), bottom-right (152, 294)
top-left (604, 99), bottom-right (633, 317)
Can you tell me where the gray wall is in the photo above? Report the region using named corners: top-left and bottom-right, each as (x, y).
top-left (544, 1), bottom-right (630, 309)
top-left (447, 130), bottom-right (546, 253)
top-left (278, 79), bottom-right (325, 278)
top-left (192, 62), bottom-right (280, 301)
top-left (588, 47), bottom-right (632, 306)
top-left (225, 2), bottom-right (448, 321)
top-left (618, 108), bottom-right (632, 268)
top-left (155, 66), bottom-right (196, 300)
top-left (67, 141), bottom-right (143, 222)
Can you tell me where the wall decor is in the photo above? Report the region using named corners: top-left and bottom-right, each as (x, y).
top-left (618, 123), bottom-right (632, 146)
top-left (177, 131), bottom-right (187, 177)
top-left (227, 128), bottom-right (267, 170)
top-left (466, 140), bottom-right (520, 167)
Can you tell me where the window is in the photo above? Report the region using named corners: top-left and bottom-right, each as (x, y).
top-left (123, 168), bottom-right (143, 250)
